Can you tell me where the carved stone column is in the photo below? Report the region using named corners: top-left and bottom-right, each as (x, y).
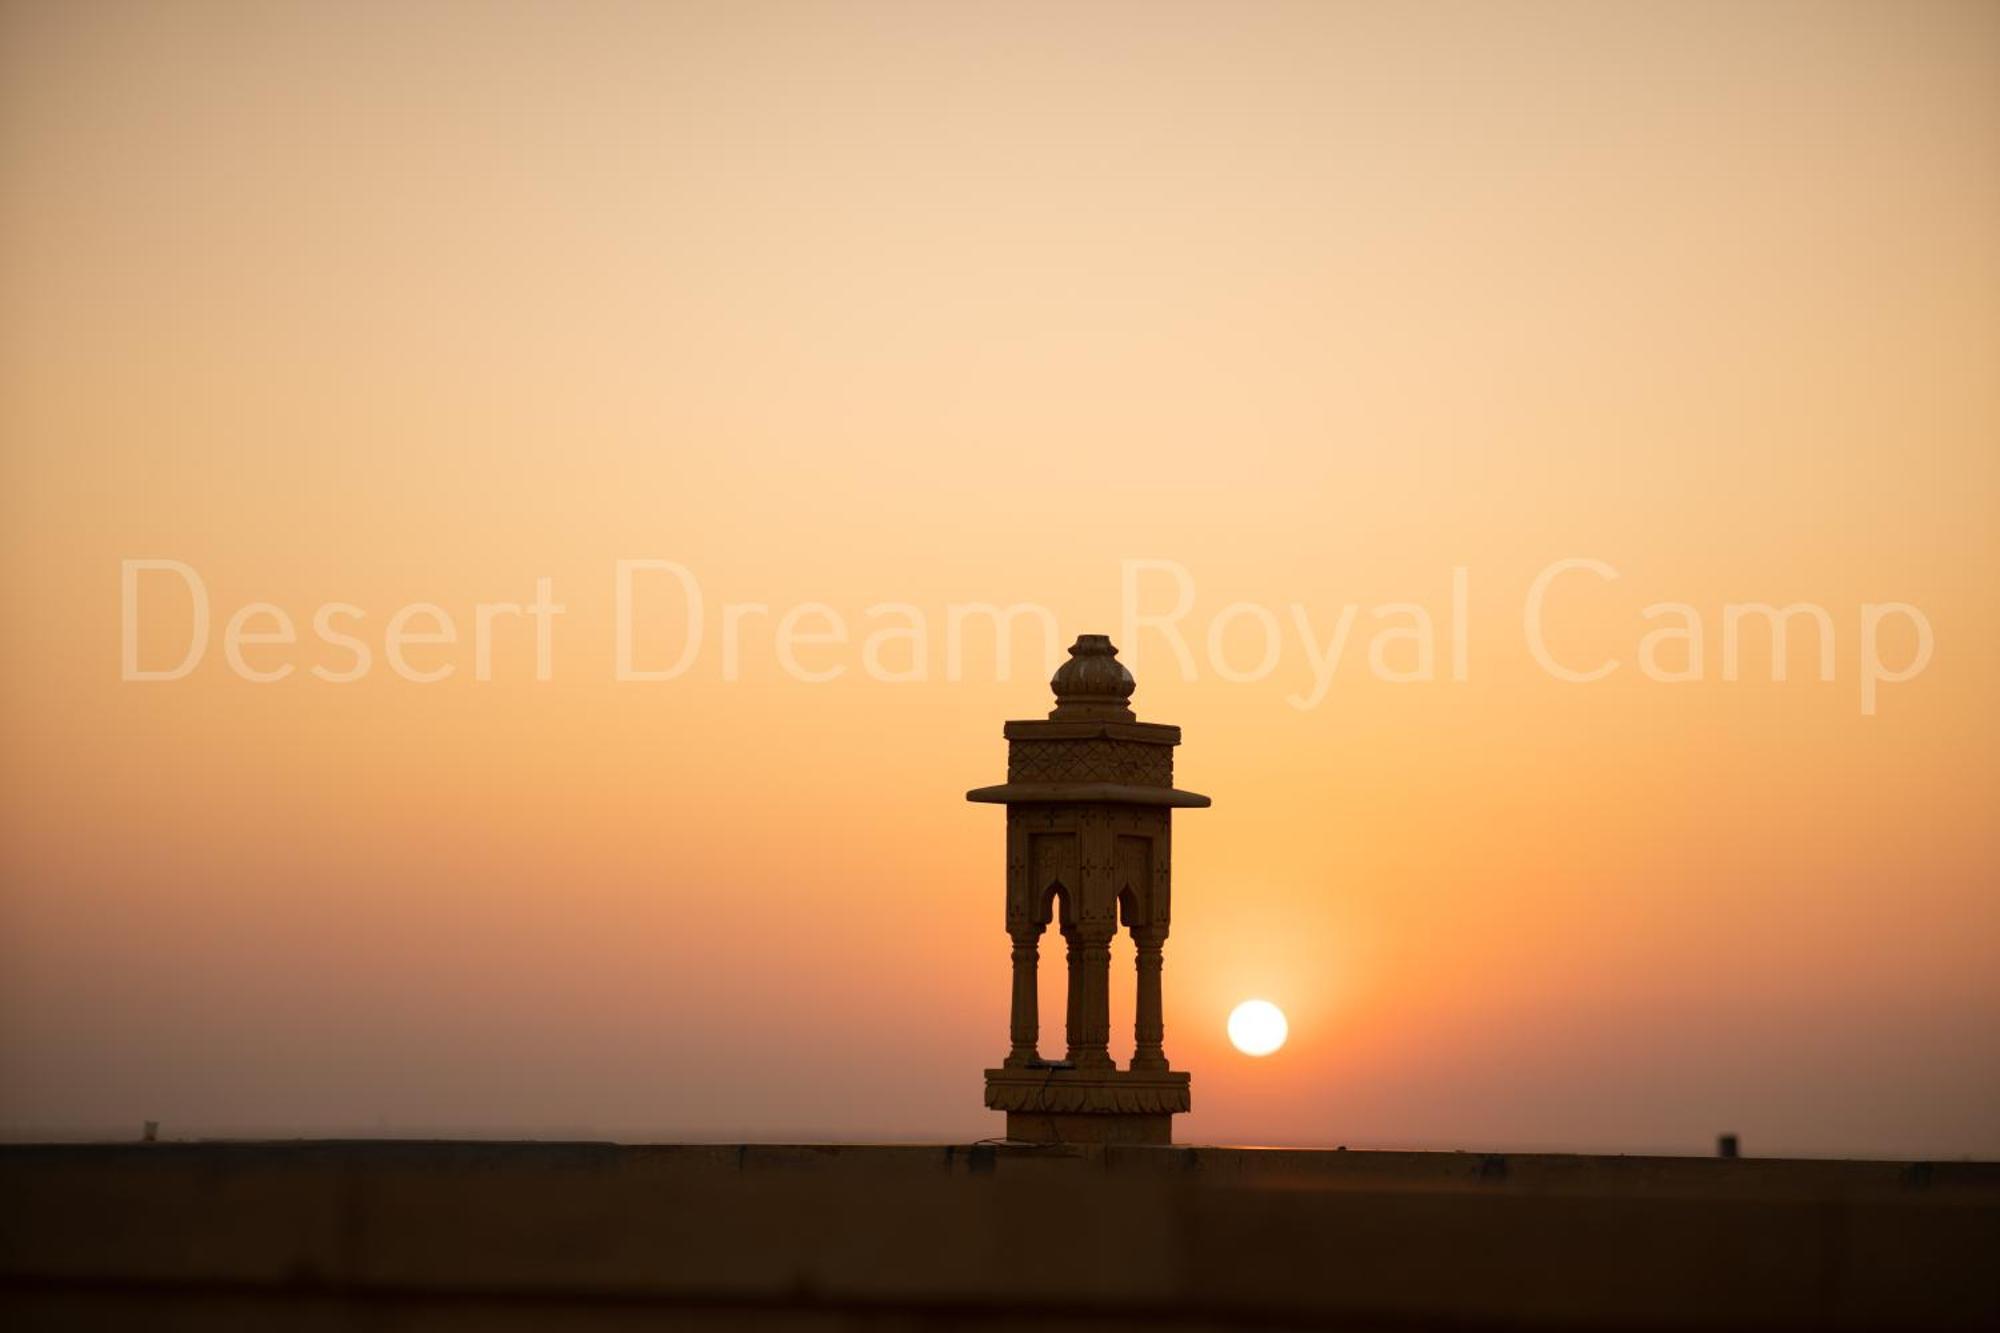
top-left (1131, 925), bottom-right (1168, 1072)
top-left (1005, 923), bottom-right (1041, 1068)
top-left (1069, 920), bottom-right (1115, 1071)
top-left (1062, 924), bottom-right (1083, 1064)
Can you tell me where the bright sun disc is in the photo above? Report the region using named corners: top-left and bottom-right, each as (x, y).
top-left (1227, 999), bottom-right (1288, 1056)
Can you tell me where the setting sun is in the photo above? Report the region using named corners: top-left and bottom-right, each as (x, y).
top-left (1227, 1000), bottom-right (1289, 1057)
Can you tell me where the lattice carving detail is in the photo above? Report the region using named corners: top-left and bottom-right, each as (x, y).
top-left (1007, 739), bottom-right (1172, 786)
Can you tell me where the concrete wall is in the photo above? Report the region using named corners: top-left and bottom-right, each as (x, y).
top-left (3, 1142), bottom-right (1996, 1330)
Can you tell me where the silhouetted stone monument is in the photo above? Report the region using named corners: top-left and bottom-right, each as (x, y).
top-left (967, 634), bottom-right (1209, 1144)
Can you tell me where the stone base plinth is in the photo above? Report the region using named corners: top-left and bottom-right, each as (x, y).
top-left (984, 1067), bottom-right (1191, 1145)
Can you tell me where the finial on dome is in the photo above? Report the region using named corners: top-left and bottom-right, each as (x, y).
top-left (1048, 634), bottom-right (1137, 721)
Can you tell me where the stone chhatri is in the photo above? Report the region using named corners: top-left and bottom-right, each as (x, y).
top-left (967, 634), bottom-right (1209, 1144)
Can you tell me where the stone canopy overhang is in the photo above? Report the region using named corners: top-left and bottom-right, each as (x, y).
top-left (964, 783), bottom-right (1210, 807)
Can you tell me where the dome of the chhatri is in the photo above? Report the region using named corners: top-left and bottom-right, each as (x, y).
top-left (1048, 635), bottom-right (1137, 721)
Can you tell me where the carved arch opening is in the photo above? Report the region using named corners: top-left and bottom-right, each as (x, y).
top-left (1035, 879), bottom-right (1075, 933)
top-left (1033, 881), bottom-right (1073, 1060)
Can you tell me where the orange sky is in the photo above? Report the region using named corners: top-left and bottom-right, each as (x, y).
top-left (2, 0), bottom-right (1995, 1156)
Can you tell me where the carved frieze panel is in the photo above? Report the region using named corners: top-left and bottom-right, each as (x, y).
top-left (984, 1069), bottom-right (1192, 1115)
top-left (1006, 738), bottom-right (1173, 787)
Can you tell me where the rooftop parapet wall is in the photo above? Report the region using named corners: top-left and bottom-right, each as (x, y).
top-left (3, 1142), bottom-right (1996, 1331)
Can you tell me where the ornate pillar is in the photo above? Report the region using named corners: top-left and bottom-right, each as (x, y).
top-left (1131, 925), bottom-right (1168, 1071)
top-left (1069, 920), bottom-right (1115, 1071)
top-left (1005, 923), bottom-right (1040, 1068)
top-left (1061, 924), bottom-right (1083, 1064)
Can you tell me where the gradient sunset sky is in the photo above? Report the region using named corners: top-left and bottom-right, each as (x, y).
top-left (2, 0), bottom-right (1995, 1156)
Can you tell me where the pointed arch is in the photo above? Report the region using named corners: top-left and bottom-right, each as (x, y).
top-left (1036, 878), bottom-right (1075, 931)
